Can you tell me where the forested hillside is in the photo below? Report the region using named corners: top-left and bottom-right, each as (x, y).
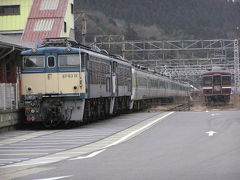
top-left (74, 0), bottom-right (240, 42)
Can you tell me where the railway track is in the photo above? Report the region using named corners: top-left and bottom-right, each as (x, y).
top-left (168, 102), bottom-right (192, 111)
top-left (147, 101), bottom-right (192, 112)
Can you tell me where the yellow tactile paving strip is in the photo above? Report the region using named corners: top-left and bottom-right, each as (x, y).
top-left (0, 130), bottom-right (60, 146)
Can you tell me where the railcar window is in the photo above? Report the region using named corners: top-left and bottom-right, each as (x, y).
top-left (23, 56), bottom-right (45, 69)
top-left (88, 56), bottom-right (111, 85)
top-left (128, 79), bottom-right (131, 92)
top-left (59, 55), bottom-right (80, 67)
top-left (213, 75), bottom-right (221, 85)
top-left (139, 77), bottom-right (147, 87)
top-left (203, 76), bottom-right (212, 85)
top-left (106, 77), bottom-right (111, 92)
top-left (222, 76), bottom-right (231, 85)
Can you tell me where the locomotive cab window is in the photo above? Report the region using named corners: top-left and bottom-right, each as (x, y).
top-left (203, 76), bottom-right (212, 85)
top-left (222, 76), bottom-right (231, 85)
top-left (59, 55), bottom-right (80, 67)
top-left (213, 75), bottom-right (221, 85)
top-left (47, 56), bottom-right (55, 67)
top-left (23, 56), bottom-right (45, 69)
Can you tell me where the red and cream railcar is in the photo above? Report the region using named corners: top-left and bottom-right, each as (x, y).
top-left (202, 71), bottom-right (232, 104)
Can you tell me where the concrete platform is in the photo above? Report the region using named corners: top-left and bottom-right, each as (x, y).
top-left (0, 110), bottom-right (23, 132)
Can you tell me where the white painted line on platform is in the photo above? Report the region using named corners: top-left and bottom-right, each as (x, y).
top-left (5, 145), bottom-right (66, 148)
top-left (52, 133), bottom-right (113, 136)
top-left (6, 156), bottom-right (70, 167)
top-left (211, 113), bottom-right (221, 116)
top-left (0, 167), bottom-right (55, 180)
top-left (19, 139), bottom-right (92, 143)
top-left (0, 158), bottom-right (29, 161)
top-left (104, 112), bottom-right (174, 148)
top-left (0, 153), bottom-right (48, 156)
top-left (7, 160), bottom-right (57, 167)
top-left (206, 131), bottom-right (217, 136)
top-left (34, 157), bottom-right (71, 160)
top-left (0, 149), bottom-right (64, 152)
top-left (34, 175), bottom-right (73, 180)
top-left (0, 161), bottom-right (13, 164)
top-left (70, 149), bottom-right (106, 160)
top-left (57, 151), bottom-right (88, 155)
top-left (6, 142), bottom-right (76, 146)
top-left (30, 138), bottom-right (83, 141)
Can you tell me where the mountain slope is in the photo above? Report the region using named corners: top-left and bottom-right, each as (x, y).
top-left (74, 0), bottom-right (240, 42)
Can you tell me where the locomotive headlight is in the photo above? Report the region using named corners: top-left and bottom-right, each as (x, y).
top-left (73, 86), bottom-right (78, 90)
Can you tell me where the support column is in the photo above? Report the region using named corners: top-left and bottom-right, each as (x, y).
top-left (234, 39), bottom-right (239, 94)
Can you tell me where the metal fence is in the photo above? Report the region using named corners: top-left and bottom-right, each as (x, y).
top-left (0, 83), bottom-right (18, 110)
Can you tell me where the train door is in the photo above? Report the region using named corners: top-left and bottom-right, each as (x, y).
top-left (45, 54), bottom-right (59, 94)
top-left (213, 75), bottom-right (221, 94)
top-left (81, 53), bottom-right (88, 96)
top-left (112, 61), bottom-right (118, 96)
top-left (105, 61), bottom-right (111, 96)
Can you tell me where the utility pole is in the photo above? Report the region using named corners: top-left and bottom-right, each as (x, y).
top-left (80, 13), bottom-right (87, 45)
top-left (74, 11), bottom-right (87, 45)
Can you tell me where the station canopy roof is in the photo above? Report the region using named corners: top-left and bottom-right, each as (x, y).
top-left (0, 35), bottom-right (34, 62)
top-left (0, 35), bottom-right (34, 50)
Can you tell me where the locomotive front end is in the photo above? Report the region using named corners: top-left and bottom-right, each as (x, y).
top-left (202, 71), bottom-right (232, 105)
top-left (21, 39), bottom-right (87, 127)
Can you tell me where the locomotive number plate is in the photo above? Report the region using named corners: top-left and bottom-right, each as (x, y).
top-left (62, 73), bottom-right (78, 79)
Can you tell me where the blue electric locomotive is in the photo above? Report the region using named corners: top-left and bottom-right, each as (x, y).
top-left (21, 38), bottom-right (131, 127)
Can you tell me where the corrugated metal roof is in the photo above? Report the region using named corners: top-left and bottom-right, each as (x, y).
top-left (40, 0), bottom-right (60, 10)
top-left (22, 0), bottom-right (68, 42)
top-left (22, 18), bottom-right (63, 42)
top-left (28, 0), bottom-right (67, 18)
top-left (34, 19), bottom-right (54, 31)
